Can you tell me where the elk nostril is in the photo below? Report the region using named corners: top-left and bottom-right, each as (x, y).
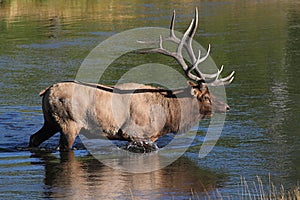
top-left (226, 106), bottom-right (230, 112)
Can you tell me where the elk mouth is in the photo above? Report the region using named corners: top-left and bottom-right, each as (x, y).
top-left (201, 110), bottom-right (213, 119)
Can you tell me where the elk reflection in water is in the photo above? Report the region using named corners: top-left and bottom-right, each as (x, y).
top-left (31, 151), bottom-right (224, 199)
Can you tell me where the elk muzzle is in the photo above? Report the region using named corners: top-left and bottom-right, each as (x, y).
top-left (212, 98), bottom-right (230, 113)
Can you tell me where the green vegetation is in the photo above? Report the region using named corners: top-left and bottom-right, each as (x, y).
top-left (192, 176), bottom-right (300, 200)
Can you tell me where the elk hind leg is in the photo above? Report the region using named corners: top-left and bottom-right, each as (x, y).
top-left (29, 122), bottom-right (58, 148)
top-left (59, 121), bottom-right (81, 151)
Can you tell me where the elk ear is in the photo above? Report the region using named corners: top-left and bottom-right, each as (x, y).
top-left (190, 88), bottom-right (198, 97)
top-left (187, 81), bottom-right (199, 97)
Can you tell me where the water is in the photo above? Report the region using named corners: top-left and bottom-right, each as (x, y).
top-left (1, 0), bottom-right (300, 199)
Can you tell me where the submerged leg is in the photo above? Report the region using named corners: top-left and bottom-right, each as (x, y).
top-left (29, 122), bottom-right (58, 148)
top-left (59, 121), bottom-right (80, 151)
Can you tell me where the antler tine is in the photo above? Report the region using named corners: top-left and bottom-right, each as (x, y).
top-left (202, 66), bottom-right (223, 79)
top-left (186, 7), bottom-right (198, 64)
top-left (188, 7), bottom-right (198, 40)
top-left (220, 71), bottom-right (235, 82)
top-left (186, 46), bottom-right (207, 82)
top-left (178, 18), bottom-right (195, 59)
top-left (207, 71), bottom-right (235, 86)
top-left (170, 10), bottom-right (178, 41)
top-left (195, 44), bottom-right (211, 70)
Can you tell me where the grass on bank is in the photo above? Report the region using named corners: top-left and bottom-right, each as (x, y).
top-left (193, 176), bottom-right (300, 200)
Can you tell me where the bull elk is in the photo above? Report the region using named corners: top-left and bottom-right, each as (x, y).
top-left (29, 8), bottom-right (234, 152)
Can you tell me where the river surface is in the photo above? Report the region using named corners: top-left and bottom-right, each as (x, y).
top-left (0, 0), bottom-right (300, 199)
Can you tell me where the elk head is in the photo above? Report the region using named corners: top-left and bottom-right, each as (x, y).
top-left (139, 8), bottom-right (234, 117)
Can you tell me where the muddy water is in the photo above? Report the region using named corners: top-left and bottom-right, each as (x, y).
top-left (0, 0), bottom-right (300, 199)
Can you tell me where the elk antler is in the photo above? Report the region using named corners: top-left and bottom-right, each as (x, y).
top-left (139, 8), bottom-right (235, 86)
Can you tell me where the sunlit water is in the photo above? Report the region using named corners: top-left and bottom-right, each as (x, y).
top-left (0, 0), bottom-right (299, 199)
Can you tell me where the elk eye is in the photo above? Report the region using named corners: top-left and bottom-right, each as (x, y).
top-left (204, 96), bottom-right (210, 101)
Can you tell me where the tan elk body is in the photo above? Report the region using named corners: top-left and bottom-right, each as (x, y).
top-left (29, 8), bottom-right (234, 151)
